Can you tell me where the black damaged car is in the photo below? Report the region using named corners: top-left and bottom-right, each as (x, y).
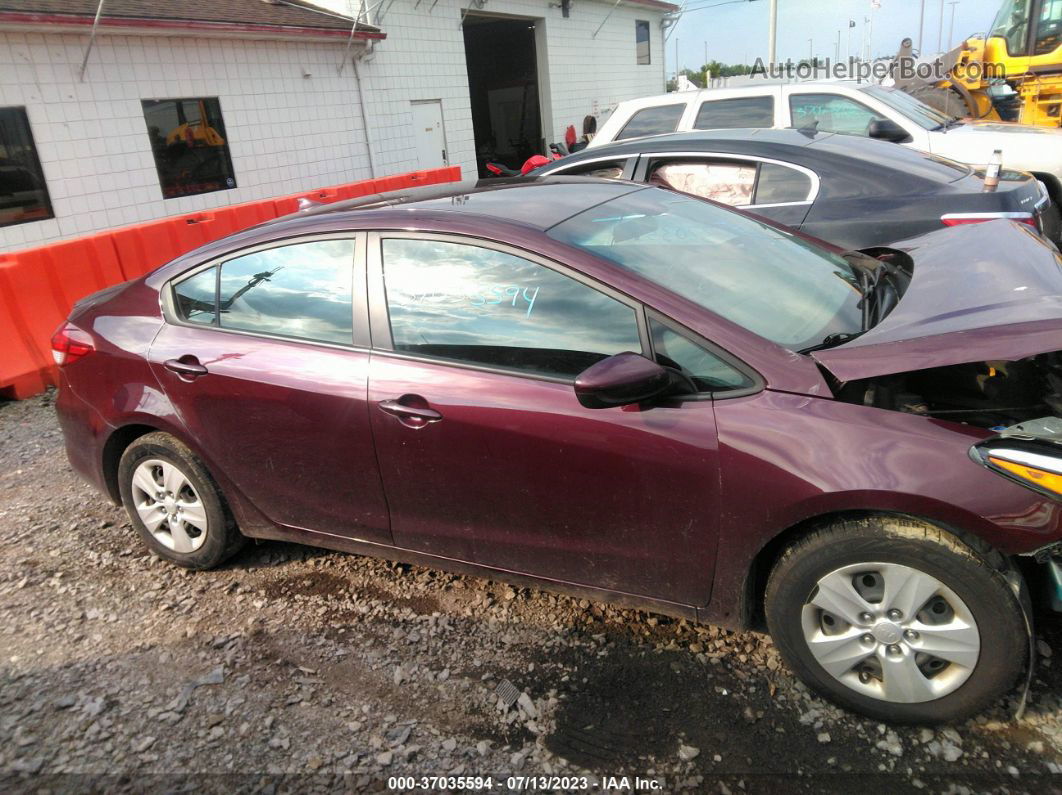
top-left (531, 128), bottom-right (1059, 250)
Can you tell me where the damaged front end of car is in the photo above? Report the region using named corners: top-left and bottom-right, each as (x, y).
top-left (811, 219), bottom-right (1062, 607)
top-left (832, 353), bottom-right (1062, 431)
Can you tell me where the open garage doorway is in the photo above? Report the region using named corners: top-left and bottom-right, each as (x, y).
top-left (463, 14), bottom-right (543, 177)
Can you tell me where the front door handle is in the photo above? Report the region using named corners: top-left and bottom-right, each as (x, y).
top-left (378, 397), bottom-right (442, 428)
top-left (164, 357), bottom-right (208, 380)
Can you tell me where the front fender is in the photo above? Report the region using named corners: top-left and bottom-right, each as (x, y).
top-left (702, 390), bottom-right (1062, 626)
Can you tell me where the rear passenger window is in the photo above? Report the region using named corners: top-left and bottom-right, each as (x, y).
top-left (555, 159), bottom-right (626, 179)
top-left (753, 163), bottom-right (813, 205)
top-left (174, 266), bottom-right (217, 325)
top-left (616, 104), bottom-right (685, 140)
top-left (649, 160), bottom-right (757, 206)
top-left (382, 238), bottom-right (642, 379)
top-left (217, 239), bottom-right (355, 345)
top-left (694, 96), bottom-right (775, 129)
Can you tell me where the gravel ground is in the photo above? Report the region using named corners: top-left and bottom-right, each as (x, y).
top-left (2, 391), bottom-right (1062, 793)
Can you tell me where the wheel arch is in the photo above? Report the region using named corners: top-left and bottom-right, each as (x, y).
top-left (101, 417), bottom-right (276, 539)
top-left (101, 423), bottom-right (162, 503)
top-left (740, 508), bottom-right (1013, 632)
top-left (101, 417), bottom-right (215, 505)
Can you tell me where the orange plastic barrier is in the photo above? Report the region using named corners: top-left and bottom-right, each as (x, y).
top-left (0, 167), bottom-right (461, 399)
top-left (0, 256), bottom-right (60, 398)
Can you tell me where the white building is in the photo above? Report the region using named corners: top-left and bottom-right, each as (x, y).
top-left (0, 0), bottom-right (674, 250)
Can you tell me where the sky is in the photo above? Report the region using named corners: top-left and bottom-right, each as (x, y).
top-left (667, 0), bottom-right (1009, 73)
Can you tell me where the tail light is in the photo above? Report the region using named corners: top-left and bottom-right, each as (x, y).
top-left (50, 323), bottom-right (94, 366)
top-left (941, 212), bottom-right (1039, 230)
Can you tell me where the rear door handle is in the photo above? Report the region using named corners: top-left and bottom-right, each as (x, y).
top-left (378, 398), bottom-right (442, 428)
top-left (164, 357), bottom-right (208, 379)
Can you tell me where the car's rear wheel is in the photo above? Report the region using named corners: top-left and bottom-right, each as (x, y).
top-left (118, 432), bottom-right (245, 569)
top-left (1039, 201), bottom-right (1061, 246)
top-left (765, 516), bottom-right (1027, 724)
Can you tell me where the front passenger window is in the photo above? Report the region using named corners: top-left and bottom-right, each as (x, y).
top-left (789, 94), bottom-right (887, 136)
top-left (382, 238), bottom-right (642, 379)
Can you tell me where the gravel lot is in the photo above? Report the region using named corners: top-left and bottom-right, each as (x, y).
top-left (2, 391), bottom-right (1062, 793)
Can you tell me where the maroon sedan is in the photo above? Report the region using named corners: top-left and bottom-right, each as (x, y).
top-left (54, 179), bottom-right (1062, 724)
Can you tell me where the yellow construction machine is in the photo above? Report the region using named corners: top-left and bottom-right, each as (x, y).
top-left (895, 0), bottom-right (1061, 126)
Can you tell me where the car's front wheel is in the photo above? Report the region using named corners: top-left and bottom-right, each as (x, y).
top-left (765, 517), bottom-right (1027, 724)
top-left (118, 431), bottom-right (245, 569)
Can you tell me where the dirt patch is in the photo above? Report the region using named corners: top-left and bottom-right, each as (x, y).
top-left (260, 571), bottom-right (351, 600)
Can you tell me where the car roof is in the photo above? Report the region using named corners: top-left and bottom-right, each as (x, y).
top-left (578, 127), bottom-right (830, 153)
top-left (610, 80), bottom-right (872, 108)
top-left (299, 176), bottom-right (646, 231)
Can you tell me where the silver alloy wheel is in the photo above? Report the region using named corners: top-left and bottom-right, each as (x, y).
top-left (800, 562), bottom-right (980, 703)
top-left (130, 458), bottom-right (208, 553)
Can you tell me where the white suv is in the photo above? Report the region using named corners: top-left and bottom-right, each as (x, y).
top-left (589, 81), bottom-right (1062, 203)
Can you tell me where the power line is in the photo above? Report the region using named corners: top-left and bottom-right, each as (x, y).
top-left (674, 0), bottom-right (756, 18)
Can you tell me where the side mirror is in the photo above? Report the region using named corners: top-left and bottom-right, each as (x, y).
top-left (868, 118), bottom-right (914, 144)
top-left (574, 352), bottom-right (695, 409)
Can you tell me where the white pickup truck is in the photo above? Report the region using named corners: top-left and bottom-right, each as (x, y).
top-left (588, 81), bottom-right (1062, 206)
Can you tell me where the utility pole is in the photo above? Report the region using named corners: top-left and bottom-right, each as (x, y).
top-left (704, 40), bottom-right (708, 71)
top-left (809, 38), bottom-right (813, 63)
top-left (675, 37), bottom-right (679, 79)
top-left (867, 0), bottom-right (879, 62)
top-left (768, 0), bottom-right (778, 63)
top-left (947, 1), bottom-right (959, 49)
top-left (835, 30), bottom-right (840, 63)
top-left (918, 0), bottom-right (926, 53)
top-left (937, 0), bottom-right (945, 53)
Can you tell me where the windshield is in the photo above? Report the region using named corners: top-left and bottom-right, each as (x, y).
top-left (547, 189), bottom-right (865, 351)
top-left (861, 85), bottom-right (958, 130)
top-left (991, 0), bottom-right (1032, 55)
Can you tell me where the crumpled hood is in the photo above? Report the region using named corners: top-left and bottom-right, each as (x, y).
top-left (812, 220), bottom-right (1062, 383)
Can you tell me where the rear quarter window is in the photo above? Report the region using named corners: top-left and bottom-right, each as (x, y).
top-left (173, 266), bottom-right (217, 325)
top-left (754, 163), bottom-right (813, 204)
top-left (616, 104), bottom-right (685, 141)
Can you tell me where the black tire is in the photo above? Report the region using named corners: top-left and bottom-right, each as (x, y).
top-left (118, 431), bottom-right (245, 569)
top-left (1040, 201), bottom-right (1061, 247)
top-left (764, 516), bottom-right (1027, 724)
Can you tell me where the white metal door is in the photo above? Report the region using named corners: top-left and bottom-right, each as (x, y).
top-left (410, 101), bottom-right (447, 169)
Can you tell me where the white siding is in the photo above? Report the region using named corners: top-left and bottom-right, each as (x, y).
top-left (0, 31), bottom-right (374, 249)
top-left (0, 0), bottom-right (667, 250)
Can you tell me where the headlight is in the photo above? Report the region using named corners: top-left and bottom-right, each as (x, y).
top-left (971, 440), bottom-right (1062, 500)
